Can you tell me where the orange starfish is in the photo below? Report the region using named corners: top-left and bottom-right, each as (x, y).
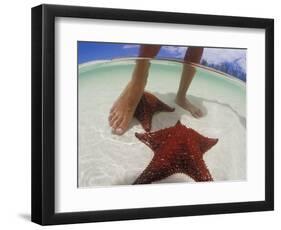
top-left (134, 92), bottom-right (175, 132)
top-left (133, 120), bottom-right (218, 184)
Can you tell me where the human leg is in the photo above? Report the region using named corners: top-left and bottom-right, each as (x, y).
top-left (109, 45), bottom-right (161, 134)
top-left (175, 47), bottom-right (204, 118)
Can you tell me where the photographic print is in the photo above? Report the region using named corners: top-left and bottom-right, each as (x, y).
top-left (78, 42), bottom-right (247, 187)
top-left (32, 4), bottom-right (273, 225)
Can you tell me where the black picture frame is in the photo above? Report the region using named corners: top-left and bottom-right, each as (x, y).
top-left (31, 4), bottom-right (274, 225)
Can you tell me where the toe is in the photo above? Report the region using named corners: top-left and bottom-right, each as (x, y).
top-left (194, 111), bottom-right (200, 118)
top-left (115, 127), bottom-right (125, 135)
top-left (193, 112), bottom-right (199, 118)
top-left (109, 114), bottom-right (118, 127)
top-left (112, 117), bottom-right (123, 129)
top-left (197, 109), bottom-right (203, 117)
top-left (108, 112), bottom-right (114, 122)
top-left (118, 119), bottom-right (129, 134)
top-left (191, 109), bottom-right (200, 118)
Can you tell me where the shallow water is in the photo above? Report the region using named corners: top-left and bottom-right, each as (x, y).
top-left (78, 59), bottom-right (246, 187)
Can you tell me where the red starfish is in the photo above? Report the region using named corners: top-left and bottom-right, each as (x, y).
top-left (134, 91), bottom-right (175, 132)
top-left (133, 120), bottom-right (218, 184)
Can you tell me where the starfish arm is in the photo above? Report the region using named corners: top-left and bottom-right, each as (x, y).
top-left (144, 92), bottom-right (174, 113)
top-left (134, 99), bottom-right (145, 121)
top-left (187, 128), bottom-right (218, 154)
top-left (134, 92), bottom-right (175, 132)
top-left (155, 100), bottom-right (175, 113)
top-left (140, 113), bottom-right (153, 132)
top-left (185, 158), bottom-right (213, 182)
top-left (133, 157), bottom-right (174, 184)
top-left (135, 128), bottom-right (171, 152)
top-left (200, 137), bottom-right (218, 154)
top-left (134, 98), bottom-right (152, 131)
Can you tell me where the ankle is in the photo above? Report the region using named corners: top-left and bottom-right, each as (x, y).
top-left (176, 93), bottom-right (185, 101)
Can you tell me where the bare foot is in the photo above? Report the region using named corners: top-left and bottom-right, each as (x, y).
top-left (109, 81), bottom-right (145, 135)
top-left (175, 96), bottom-right (203, 118)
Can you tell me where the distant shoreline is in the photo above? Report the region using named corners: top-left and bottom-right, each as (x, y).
top-left (78, 57), bottom-right (246, 86)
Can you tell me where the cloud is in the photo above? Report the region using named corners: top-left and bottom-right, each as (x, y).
top-left (122, 44), bottom-right (140, 49)
top-left (202, 48), bottom-right (246, 71)
top-left (161, 46), bottom-right (188, 58)
top-left (120, 45), bottom-right (246, 71)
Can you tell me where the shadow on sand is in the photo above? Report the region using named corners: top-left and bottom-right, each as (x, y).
top-left (127, 92), bottom-right (246, 132)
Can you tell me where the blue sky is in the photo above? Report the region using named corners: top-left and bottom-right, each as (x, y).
top-left (78, 41), bottom-right (246, 72)
top-left (78, 42), bottom-right (139, 63)
top-left (78, 42), bottom-right (201, 64)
